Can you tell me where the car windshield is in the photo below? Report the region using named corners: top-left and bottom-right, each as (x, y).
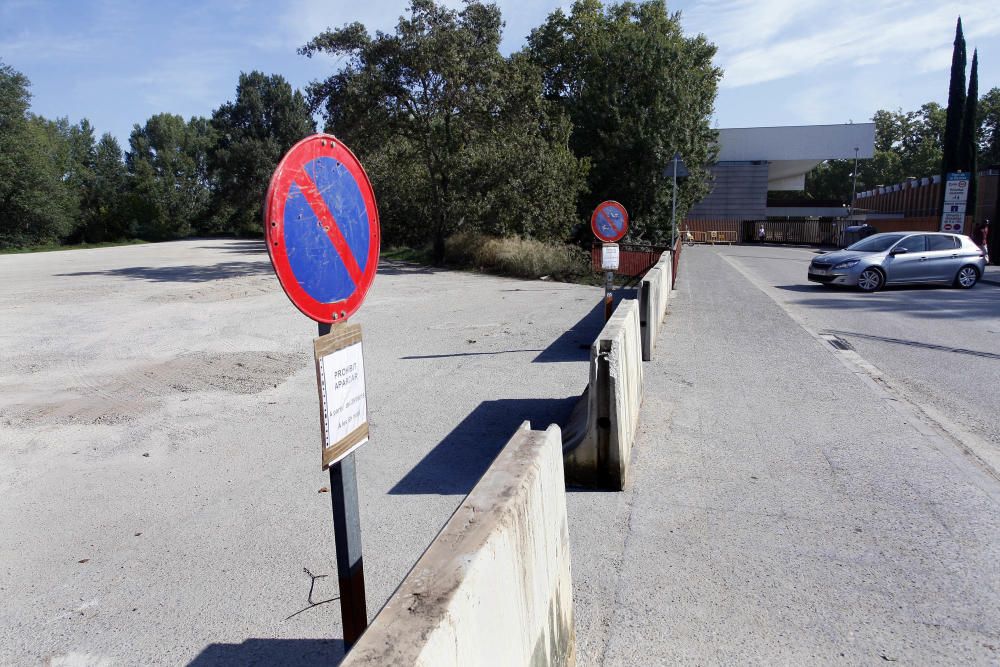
top-left (846, 233), bottom-right (907, 253)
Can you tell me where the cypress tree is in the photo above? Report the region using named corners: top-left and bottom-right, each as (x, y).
top-left (939, 17), bottom-right (966, 214)
top-left (958, 49), bottom-right (978, 224)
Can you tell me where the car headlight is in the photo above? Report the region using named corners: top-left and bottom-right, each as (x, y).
top-left (834, 259), bottom-right (860, 269)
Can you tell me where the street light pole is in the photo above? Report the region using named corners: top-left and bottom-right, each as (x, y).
top-left (850, 146), bottom-right (859, 217)
top-left (670, 153), bottom-right (678, 249)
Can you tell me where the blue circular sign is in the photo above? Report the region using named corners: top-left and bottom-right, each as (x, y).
top-left (591, 201), bottom-right (628, 242)
top-left (265, 135), bottom-right (381, 324)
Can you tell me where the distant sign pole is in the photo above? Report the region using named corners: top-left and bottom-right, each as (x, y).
top-left (592, 201), bottom-right (628, 321)
top-left (940, 172), bottom-right (970, 233)
top-left (663, 152), bottom-right (688, 250)
top-left (265, 133), bottom-right (381, 648)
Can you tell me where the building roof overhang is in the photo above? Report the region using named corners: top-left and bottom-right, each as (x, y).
top-left (717, 123), bottom-right (876, 191)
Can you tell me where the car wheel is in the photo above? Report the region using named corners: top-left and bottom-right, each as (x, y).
top-left (953, 265), bottom-right (979, 289)
top-left (858, 267), bottom-right (884, 292)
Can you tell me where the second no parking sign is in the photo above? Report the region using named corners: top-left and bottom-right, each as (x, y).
top-left (591, 201), bottom-right (628, 242)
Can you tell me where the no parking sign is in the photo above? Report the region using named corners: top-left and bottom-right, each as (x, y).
top-left (264, 134), bottom-right (381, 323)
top-left (591, 200), bottom-right (629, 243)
top-left (263, 133), bottom-right (378, 646)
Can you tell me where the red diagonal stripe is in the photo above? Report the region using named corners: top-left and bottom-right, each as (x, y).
top-left (293, 171), bottom-right (364, 289)
top-left (599, 210), bottom-right (620, 232)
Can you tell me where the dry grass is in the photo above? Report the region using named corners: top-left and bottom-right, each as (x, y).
top-left (443, 232), bottom-right (590, 282)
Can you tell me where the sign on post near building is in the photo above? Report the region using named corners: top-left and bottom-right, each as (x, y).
top-left (940, 172), bottom-right (970, 233)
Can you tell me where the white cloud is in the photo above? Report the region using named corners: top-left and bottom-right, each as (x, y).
top-left (681, 0), bottom-right (1000, 89)
top-left (281, 0), bottom-right (464, 51)
top-left (128, 50), bottom-right (238, 115)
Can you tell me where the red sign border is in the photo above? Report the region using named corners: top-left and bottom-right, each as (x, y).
top-left (591, 200), bottom-right (629, 243)
top-left (265, 134), bottom-right (381, 324)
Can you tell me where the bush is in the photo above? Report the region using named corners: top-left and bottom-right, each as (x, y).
top-left (443, 231), bottom-right (589, 282)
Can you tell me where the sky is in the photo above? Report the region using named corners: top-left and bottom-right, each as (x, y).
top-left (2, 0), bottom-right (998, 147)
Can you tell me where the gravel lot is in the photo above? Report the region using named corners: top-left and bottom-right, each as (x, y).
top-left (0, 239), bottom-right (603, 665)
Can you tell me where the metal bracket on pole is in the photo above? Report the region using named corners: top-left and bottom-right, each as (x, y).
top-left (318, 322), bottom-right (368, 649)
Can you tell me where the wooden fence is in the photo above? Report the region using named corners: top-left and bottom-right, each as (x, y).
top-left (865, 216), bottom-right (967, 234)
top-left (682, 215), bottom-right (969, 245)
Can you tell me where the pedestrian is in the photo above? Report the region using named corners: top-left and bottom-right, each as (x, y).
top-left (973, 219), bottom-right (990, 261)
top-left (757, 223), bottom-right (766, 243)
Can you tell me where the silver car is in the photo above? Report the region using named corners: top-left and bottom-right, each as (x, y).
top-left (808, 232), bottom-right (987, 292)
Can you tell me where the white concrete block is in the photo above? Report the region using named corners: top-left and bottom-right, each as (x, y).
top-left (639, 268), bottom-right (661, 361)
top-left (653, 254), bottom-right (672, 316)
top-left (563, 300), bottom-right (644, 490)
top-left (343, 423), bottom-right (575, 667)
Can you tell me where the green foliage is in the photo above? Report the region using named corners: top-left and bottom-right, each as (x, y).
top-left (443, 231), bottom-right (589, 281)
top-left (941, 16), bottom-right (966, 202)
top-left (959, 50), bottom-right (979, 216)
top-left (3, 0), bottom-right (722, 254)
top-left (525, 0), bottom-right (720, 242)
top-left (81, 133), bottom-right (130, 242)
top-left (301, 0), bottom-right (589, 260)
top-left (980, 87), bottom-right (1000, 167)
top-left (0, 62), bottom-right (78, 248)
top-left (209, 71), bottom-right (315, 235)
top-left (125, 113), bottom-right (215, 240)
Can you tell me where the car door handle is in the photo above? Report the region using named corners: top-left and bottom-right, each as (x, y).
top-left (919, 257), bottom-right (928, 261)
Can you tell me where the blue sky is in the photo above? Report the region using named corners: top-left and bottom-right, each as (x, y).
top-left (2, 0), bottom-right (997, 147)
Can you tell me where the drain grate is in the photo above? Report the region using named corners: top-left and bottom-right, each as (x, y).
top-left (827, 336), bottom-right (853, 351)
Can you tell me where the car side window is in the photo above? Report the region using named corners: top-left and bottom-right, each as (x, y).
top-left (927, 235), bottom-right (960, 251)
top-left (894, 235), bottom-right (927, 253)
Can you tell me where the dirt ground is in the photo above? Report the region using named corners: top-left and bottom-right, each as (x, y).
top-left (0, 239), bottom-right (602, 665)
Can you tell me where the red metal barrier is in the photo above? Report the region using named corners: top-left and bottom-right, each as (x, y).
top-left (591, 243), bottom-right (668, 278)
top-left (671, 237), bottom-right (681, 288)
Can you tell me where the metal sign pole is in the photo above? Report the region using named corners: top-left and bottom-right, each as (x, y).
top-left (671, 154), bottom-right (678, 250)
top-left (318, 321), bottom-right (368, 648)
top-left (604, 270), bottom-right (614, 322)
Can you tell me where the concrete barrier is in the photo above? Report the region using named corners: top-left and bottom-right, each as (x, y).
top-left (638, 257), bottom-right (671, 361)
top-left (562, 300), bottom-right (644, 490)
top-left (638, 269), bottom-right (660, 361)
top-left (654, 253), bottom-right (672, 307)
top-left (342, 423), bottom-right (575, 667)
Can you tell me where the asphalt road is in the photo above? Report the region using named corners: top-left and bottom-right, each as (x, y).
top-left (0, 239), bottom-right (605, 665)
top-left (715, 243), bottom-right (1000, 460)
top-left (593, 245), bottom-right (1000, 664)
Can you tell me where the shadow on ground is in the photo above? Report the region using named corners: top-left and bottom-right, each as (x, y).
top-left (376, 259), bottom-right (441, 276)
top-left (401, 348), bottom-right (544, 360)
top-left (389, 396), bottom-right (581, 495)
top-left (533, 288), bottom-right (634, 363)
top-left (196, 240), bottom-right (268, 254)
top-left (774, 281), bottom-right (1000, 320)
top-left (822, 329), bottom-right (1000, 360)
top-left (188, 639), bottom-right (345, 667)
top-left (58, 261), bottom-right (273, 283)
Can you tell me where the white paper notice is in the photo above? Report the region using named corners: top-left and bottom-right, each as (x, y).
top-left (602, 244), bottom-right (620, 271)
top-left (319, 341), bottom-right (368, 451)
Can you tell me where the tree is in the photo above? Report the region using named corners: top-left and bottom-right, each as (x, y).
top-left (940, 16), bottom-right (966, 212)
top-left (301, 0), bottom-right (587, 260)
top-left (79, 133), bottom-right (129, 242)
top-left (978, 87), bottom-right (1000, 167)
top-left (125, 113), bottom-right (215, 239)
top-left (959, 50), bottom-right (978, 221)
top-left (209, 71), bottom-right (315, 235)
top-left (525, 0), bottom-right (720, 242)
top-left (0, 62), bottom-right (77, 247)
